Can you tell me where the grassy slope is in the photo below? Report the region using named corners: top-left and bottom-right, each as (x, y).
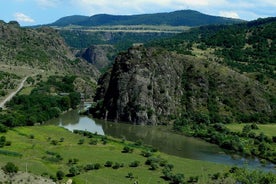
top-left (0, 126), bottom-right (228, 184)
top-left (226, 123), bottom-right (276, 138)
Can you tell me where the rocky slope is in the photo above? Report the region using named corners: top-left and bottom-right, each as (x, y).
top-left (0, 20), bottom-right (99, 78)
top-left (77, 45), bottom-right (115, 70)
top-left (91, 46), bottom-right (275, 125)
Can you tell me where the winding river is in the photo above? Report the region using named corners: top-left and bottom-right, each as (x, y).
top-left (47, 110), bottom-right (275, 172)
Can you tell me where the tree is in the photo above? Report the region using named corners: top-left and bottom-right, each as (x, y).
top-left (69, 166), bottom-right (80, 176)
top-left (2, 162), bottom-right (18, 174)
top-left (56, 170), bottom-right (65, 180)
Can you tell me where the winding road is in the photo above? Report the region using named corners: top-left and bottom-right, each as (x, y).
top-left (0, 76), bottom-right (28, 108)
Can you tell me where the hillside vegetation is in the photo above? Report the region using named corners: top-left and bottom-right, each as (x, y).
top-left (148, 18), bottom-right (276, 87)
top-left (0, 20), bottom-right (99, 78)
top-left (0, 20), bottom-right (100, 105)
top-left (50, 10), bottom-right (243, 27)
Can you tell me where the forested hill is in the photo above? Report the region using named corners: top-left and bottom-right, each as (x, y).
top-left (91, 17), bottom-right (276, 125)
top-left (148, 17), bottom-right (276, 84)
top-left (50, 10), bottom-right (244, 27)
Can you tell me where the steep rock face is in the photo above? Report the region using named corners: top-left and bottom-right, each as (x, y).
top-left (93, 46), bottom-right (184, 124)
top-left (78, 45), bottom-right (115, 69)
top-left (92, 46), bottom-right (275, 124)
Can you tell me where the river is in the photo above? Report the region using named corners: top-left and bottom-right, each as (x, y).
top-left (47, 110), bottom-right (275, 172)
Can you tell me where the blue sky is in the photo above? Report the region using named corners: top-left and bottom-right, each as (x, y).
top-left (0, 0), bottom-right (275, 26)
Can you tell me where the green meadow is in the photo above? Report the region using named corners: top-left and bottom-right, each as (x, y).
top-left (226, 123), bottom-right (276, 138)
top-left (0, 125), bottom-right (229, 183)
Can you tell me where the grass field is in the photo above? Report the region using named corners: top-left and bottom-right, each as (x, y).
top-left (0, 125), bottom-right (228, 183)
top-left (226, 123), bottom-right (276, 138)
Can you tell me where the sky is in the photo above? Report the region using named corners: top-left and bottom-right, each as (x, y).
top-left (0, 0), bottom-right (275, 26)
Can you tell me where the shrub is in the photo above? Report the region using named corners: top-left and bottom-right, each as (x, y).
top-left (150, 163), bottom-right (159, 170)
top-left (2, 162), bottom-right (18, 174)
top-left (272, 136), bottom-right (276, 143)
top-left (104, 161), bottom-right (113, 167)
top-left (171, 173), bottom-right (185, 184)
top-left (93, 163), bottom-right (101, 170)
top-left (78, 139), bottom-right (85, 145)
top-left (122, 146), bottom-right (133, 153)
top-left (126, 172), bottom-right (134, 179)
top-left (135, 139), bottom-right (143, 146)
top-left (112, 162), bottom-right (121, 169)
top-left (129, 161), bottom-right (140, 167)
top-left (141, 150), bottom-right (153, 157)
top-left (51, 140), bottom-right (58, 145)
top-left (29, 134), bottom-right (35, 139)
top-left (251, 123), bottom-right (259, 130)
top-left (89, 139), bottom-right (98, 145)
top-left (84, 164), bottom-right (94, 171)
top-left (5, 141), bottom-right (11, 146)
top-left (69, 166), bottom-right (80, 176)
top-left (56, 170), bottom-right (65, 180)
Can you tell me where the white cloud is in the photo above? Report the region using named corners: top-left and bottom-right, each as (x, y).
top-left (219, 11), bottom-right (240, 18)
top-left (14, 12), bottom-right (35, 23)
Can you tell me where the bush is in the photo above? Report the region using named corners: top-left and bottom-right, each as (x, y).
top-left (2, 162), bottom-right (18, 174)
top-left (141, 150), bottom-right (153, 157)
top-left (112, 162), bottom-right (121, 169)
top-left (171, 173), bottom-right (185, 184)
top-left (122, 146), bottom-right (133, 153)
top-left (129, 161), bottom-right (140, 167)
top-left (126, 172), bottom-right (134, 179)
top-left (56, 170), bottom-right (65, 180)
top-left (84, 164), bottom-right (94, 171)
top-left (93, 163), bottom-right (101, 170)
top-left (78, 139), bottom-right (85, 145)
top-left (104, 161), bottom-right (113, 167)
top-left (150, 163), bottom-right (159, 170)
top-left (89, 139), bottom-right (98, 145)
top-left (69, 166), bottom-right (80, 176)
top-left (51, 140), bottom-right (59, 145)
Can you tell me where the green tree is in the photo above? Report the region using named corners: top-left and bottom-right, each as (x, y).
top-left (56, 170), bottom-right (65, 180)
top-left (69, 166), bottom-right (80, 176)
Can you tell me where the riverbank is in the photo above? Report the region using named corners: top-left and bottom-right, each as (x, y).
top-left (0, 125), bottom-right (230, 184)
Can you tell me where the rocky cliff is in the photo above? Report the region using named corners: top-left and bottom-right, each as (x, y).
top-left (91, 46), bottom-right (275, 125)
top-left (77, 45), bottom-right (115, 70)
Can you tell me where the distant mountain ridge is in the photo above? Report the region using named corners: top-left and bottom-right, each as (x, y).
top-left (50, 10), bottom-right (244, 27)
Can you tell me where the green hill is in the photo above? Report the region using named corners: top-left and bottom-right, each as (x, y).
top-left (51, 10), bottom-right (244, 27)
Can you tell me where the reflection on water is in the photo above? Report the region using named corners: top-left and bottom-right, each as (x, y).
top-left (48, 111), bottom-right (104, 135)
top-left (47, 110), bottom-right (275, 172)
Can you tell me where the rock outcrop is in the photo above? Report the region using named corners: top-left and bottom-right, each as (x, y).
top-left (91, 46), bottom-right (275, 125)
top-left (78, 45), bottom-right (115, 70)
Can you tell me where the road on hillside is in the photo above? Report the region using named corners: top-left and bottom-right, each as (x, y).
top-left (0, 76), bottom-right (28, 108)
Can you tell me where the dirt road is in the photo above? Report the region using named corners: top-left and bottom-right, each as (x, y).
top-left (0, 76), bottom-right (28, 108)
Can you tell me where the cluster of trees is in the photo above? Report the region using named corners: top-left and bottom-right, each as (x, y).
top-left (0, 75), bottom-right (81, 128)
top-left (203, 20), bottom-right (276, 80)
top-left (174, 118), bottom-right (276, 164)
top-left (148, 17), bottom-right (276, 80)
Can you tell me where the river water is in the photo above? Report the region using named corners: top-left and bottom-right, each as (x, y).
top-left (47, 110), bottom-right (275, 172)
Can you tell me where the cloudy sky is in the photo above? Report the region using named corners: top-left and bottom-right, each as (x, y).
top-left (0, 0), bottom-right (275, 26)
